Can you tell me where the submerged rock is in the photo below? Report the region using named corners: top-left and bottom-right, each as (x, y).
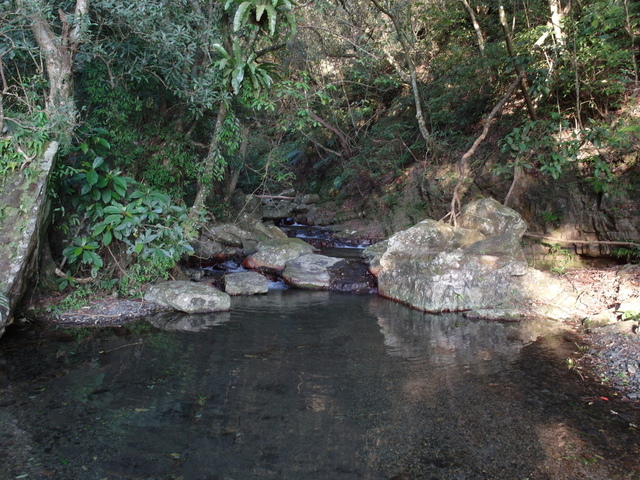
top-left (223, 271), bottom-right (269, 295)
top-left (365, 198), bottom-right (577, 320)
top-left (147, 311), bottom-right (230, 331)
top-left (328, 258), bottom-right (377, 293)
top-left (144, 281), bottom-right (231, 313)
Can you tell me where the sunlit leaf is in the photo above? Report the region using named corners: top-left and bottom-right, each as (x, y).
top-left (86, 168), bottom-right (98, 186)
top-left (233, 1), bottom-right (253, 31)
top-left (92, 157), bottom-right (104, 169)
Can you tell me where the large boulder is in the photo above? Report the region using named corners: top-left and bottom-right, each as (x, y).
top-left (283, 254), bottom-right (342, 289)
top-left (365, 198), bottom-right (577, 320)
top-left (457, 197), bottom-right (527, 237)
top-left (0, 142), bottom-right (58, 337)
top-left (223, 271), bottom-right (269, 295)
top-left (144, 281), bottom-right (230, 313)
top-left (283, 254), bottom-right (377, 291)
top-left (243, 238), bottom-right (315, 271)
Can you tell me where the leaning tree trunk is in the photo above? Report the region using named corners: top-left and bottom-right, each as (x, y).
top-left (0, 1), bottom-right (90, 338)
top-left (21, 0), bottom-right (90, 141)
top-left (460, 0), bottom-right (486, 56)
top-left (190, 101), bottom-right (229, 222)
top-left (447, 72), bottom-right (525, 225)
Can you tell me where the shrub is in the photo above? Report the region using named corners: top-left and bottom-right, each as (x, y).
top-left (58, 145), bottom-right (193, 294)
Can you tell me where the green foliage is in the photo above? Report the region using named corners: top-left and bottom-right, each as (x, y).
top-left (62, 237), bottom-right (103, 278)
top-left (426, 43), bottom-right (497, 130)
top-left (496, 119), bottom-right (581, 180)
top-left (547, 244), bottom-right (574, 275)
top-left (579, 118), bottom-right (639, 193)
top-left (78, 62), bottom-right (197, 197)
top-left (213, 41), bottom-right (279, 96)
top-left (0, 110), bottom-right (50, 178)
top-left (117, 255), bottom-right (176, 298)
top-left (54, 285), bottom-right (94, 311)
top-left (57, 136), bottom-right (194, 291)
top-left (612, 244), bottom-right (640, 264)
top-left (539, 210), bottom-right (563, 226)
top-left (568, 1), bottom-right (634, 115)
top-left (225, 0), bottom-right (296, 36)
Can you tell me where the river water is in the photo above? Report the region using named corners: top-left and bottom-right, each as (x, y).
top-left (1, 290), bottom-right (639, 480)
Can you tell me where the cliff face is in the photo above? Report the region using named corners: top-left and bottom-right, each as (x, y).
top-left (478, 163), bottom-right (640, 259)
top-left (0, 142), bottom-right (58, 337)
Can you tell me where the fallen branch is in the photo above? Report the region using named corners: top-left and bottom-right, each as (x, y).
top-left (255, 195), bottom-right (296, 200)
top-left (525, 233), bottom-right (640, 249)
top-left (60, 312), bottom-right (124, 318)
top-left (55, 268), bottom-right (94, 284)
top-left (100, 341), bottom-right (144, 354)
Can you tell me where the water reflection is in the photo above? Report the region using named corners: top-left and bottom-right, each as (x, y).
top-left (0, 291), bottom-right (637, 480)
top-left (374, 301), bottom-right (517, 366)
top-left (148, 311), bottom-right (231, 331)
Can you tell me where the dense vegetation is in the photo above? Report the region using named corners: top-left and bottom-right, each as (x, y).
top-left (1, 0), bottom-right (638, 295)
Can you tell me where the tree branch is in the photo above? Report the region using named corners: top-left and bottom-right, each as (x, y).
top-left (368, 0), bottom-right (432, 149)
top-left (308, 110), bottom-right (353, 157)
top-left (499, 5), bottom-right (536, 120)
top-left (255, 42), bottom-right (287, 58)
top-left (446, 71), bottom-right (524, 225)
top-left (525, 233), bottom-right (640, 250)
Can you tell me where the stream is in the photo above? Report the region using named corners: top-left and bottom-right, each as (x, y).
top-left (1, 290), bottom-right (639, 479)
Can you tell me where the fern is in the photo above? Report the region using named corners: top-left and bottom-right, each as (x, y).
top-left (233, 1), bottom-right (253, 31)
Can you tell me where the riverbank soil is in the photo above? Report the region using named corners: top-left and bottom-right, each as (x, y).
top-left (562, 266), bottom-right (640, 402)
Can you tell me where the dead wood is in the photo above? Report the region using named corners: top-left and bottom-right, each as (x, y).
top-left (525, 233), bottom-right (640, 249)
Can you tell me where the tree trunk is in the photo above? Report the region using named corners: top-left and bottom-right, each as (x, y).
top-left (623, 0), bottom-right (638, 87)
top-left (499, 5), bottom-right (536, 121)
top-left (460, 0), bottom-right (486, 56)
top-left (19, 0), bottom-right (90, 141)
top-left (447, 72), bottom-right (524, 225)
top-left (223, 125), bottom-right (249, 202)
top-left (368, 0), bottom-right (433, 150)
top-left (548, 0), bottom-right (565, 48)
top-left (190, 101), bottom-right (229, 221)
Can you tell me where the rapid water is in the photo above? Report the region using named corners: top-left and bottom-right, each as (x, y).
top-left (0, 290), bottom-right (638, 479)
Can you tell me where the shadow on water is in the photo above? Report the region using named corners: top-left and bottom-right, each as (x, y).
top-left (0, 290), bottom-right (639, 480)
